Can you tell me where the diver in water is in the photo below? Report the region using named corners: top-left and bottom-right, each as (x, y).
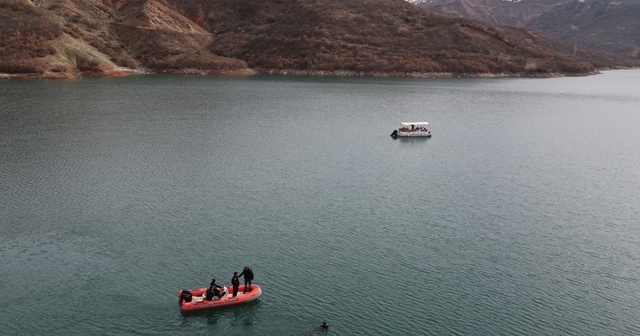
top-left (299, 321), bottom-right (329, 335)
top-left (315, 321), bottom-right (329, 332)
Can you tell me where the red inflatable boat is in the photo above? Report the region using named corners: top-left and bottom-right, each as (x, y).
top-left (178, 284), bottom-right (262, 312)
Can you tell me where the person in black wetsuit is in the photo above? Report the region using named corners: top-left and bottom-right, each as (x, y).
top-left (231, 272), bottom-right (240, 297)
top-left (238, 266), bottom-right (254, 293)
top-left (299, 321), bottom-right (329, 335)
top-left (315, 321), bottom-right (329, 332)
top-left (205, 279), bottom-right (223, 300)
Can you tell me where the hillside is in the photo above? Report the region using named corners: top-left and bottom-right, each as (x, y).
top-left (0, 0), bottom-right (250, 78)
top-left (416, 0), bottom-right (640, 59)
top-left (0, 0), bottom-right (633, 78)
top-left (415, 0), bottom-right (561, 26)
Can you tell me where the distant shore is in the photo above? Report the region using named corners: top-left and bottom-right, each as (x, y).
top-left (260, 68), bottom-right (604, 78)
top-left (0, 67), bottom-right (613, 80)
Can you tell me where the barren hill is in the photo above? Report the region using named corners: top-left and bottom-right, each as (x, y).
top-left (0, 0), bottom-right (634, 78)
top-left (417, 0), bottom-right (640, 59)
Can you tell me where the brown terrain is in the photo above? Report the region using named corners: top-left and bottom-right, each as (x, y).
top-left (417, 0), bottom-right (640, 59)
top-left (0, 0), bottom-right (636, 79)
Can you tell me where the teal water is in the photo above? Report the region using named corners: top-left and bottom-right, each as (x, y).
top-left (1, 70), bottom-right (640, 335)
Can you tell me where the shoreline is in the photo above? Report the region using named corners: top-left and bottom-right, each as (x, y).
top-left (0, 67), bottom-right (619, 80)
top-left (258, 68), bottom-right (603, 78)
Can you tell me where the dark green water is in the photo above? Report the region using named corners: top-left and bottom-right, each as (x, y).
top-left (1, 70), bottom-right (640, 335)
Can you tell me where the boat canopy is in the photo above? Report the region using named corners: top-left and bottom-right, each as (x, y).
top-left (400, 122), bottom-right (429, 126)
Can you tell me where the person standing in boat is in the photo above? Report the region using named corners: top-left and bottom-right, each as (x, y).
top-left (238, 266), bottom-right (254, 293)
top-left (231, 272), bottom-right (240, 297)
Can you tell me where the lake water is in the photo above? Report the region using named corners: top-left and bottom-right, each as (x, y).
top-left (1, 70), bottom-right (640, 336)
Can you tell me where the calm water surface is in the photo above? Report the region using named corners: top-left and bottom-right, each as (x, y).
top-left (1, 70), bottom-right (640, 335)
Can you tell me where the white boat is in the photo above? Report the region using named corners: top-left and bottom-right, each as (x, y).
top-left (391, 122), bottom-right (431, 138)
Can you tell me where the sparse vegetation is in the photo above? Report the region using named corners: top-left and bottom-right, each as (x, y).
top-left (419, 0), bottom-right (640, 61)
top-left (0, 1), bottom-right (61, 73)
top-left (202, 0), bottom-right (604, 75)
top-left (1, 0), bottom-right (634, 78)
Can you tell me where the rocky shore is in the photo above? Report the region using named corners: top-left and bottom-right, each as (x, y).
top-left (261, 69), bottom-right (605, 78)
top-left (1, 67), bottom-right (604, 80)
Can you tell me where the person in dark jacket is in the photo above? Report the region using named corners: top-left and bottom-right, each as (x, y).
top-left (231, 272), bottom-right (240, 297)
top-left (238, 266), bottom-right (254, 293)
top-left (205, 279), bottom-right (223, 300)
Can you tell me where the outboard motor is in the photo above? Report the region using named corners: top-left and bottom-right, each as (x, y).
top-left (390, 130), bottom-right (398, 138)
top-left (180, 290), bottom-right (193, 303)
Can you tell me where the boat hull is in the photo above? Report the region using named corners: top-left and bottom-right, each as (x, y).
top-left (397, 130), bottom-right (431, 137)
top-left (178, 284), bottom-right (262, 312)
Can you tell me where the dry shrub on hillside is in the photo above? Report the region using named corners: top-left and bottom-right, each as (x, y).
top-left (114, 24), bottom-right (247, 71)
top-left (200, 0), bottom-right (604, 75)
top-left (0, 2), bottom-right (60, 72)
top-left (2, 0), bottom-right (615, 76)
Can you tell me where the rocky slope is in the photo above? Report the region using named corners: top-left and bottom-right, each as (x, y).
top-left (0, 0), bottom-right (634, 78)
top-left (0, 0), bottom-right (249, 78)
top-left (416, 0), bottom-right (640, 59)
